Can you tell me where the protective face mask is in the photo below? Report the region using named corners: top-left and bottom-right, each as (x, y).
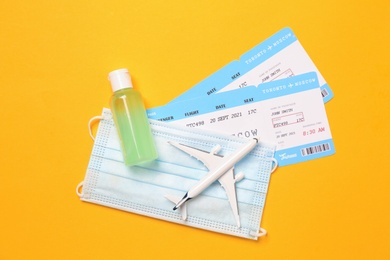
top-left (77, 108), bottom-right (277, 240)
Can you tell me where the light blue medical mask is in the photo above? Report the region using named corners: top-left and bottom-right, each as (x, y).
top-left (77, 108), bottom-right (277, 240)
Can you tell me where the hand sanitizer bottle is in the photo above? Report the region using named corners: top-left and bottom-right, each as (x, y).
top-left (108, 68), bottom-right (158, 166)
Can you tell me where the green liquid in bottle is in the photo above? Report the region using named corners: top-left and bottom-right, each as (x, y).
top-left (109, 69), bottom-right (158, 166)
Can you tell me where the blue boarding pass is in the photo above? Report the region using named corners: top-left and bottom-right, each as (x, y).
top-left (148, 72), bottom-right (335, 166)
top-left (170, 28), bottom-right (333, 104)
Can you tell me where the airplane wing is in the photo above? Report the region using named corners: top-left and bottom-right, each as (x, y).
top-left (168, 141), bottom-right (223, 170)
top-left (168, 140), bottom-right (242, 227)
top-left (217, 168), bottom-right (241, 227)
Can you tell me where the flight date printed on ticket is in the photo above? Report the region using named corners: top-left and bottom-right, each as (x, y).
top-left (261, 85), bottom-right (334, 165)
top-left (148, 72), bottom-right (335, 166)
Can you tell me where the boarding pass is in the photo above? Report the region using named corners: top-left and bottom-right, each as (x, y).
top-left (170, 28), bottom-right (333, 104)
top-left (148, 72), bottom-right (335, 166)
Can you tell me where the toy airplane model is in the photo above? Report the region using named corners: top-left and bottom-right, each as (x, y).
top-left (165, 138), bottom-right (258, 227)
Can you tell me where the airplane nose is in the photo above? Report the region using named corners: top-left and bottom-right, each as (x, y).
top-left (173, 193), bottom-right (190, 210)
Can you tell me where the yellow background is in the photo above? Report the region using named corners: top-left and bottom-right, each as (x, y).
top-left (1, 0), bottom-right (389, 259)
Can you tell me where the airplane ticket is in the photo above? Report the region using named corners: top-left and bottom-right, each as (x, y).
top-left (170, 28), bottom-right (333, 104)
top-left (148, 72), bottom-right (335, 166)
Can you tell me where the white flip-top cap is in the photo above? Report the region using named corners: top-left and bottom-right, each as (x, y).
top-left (108, 68), bottom-right (133, 92)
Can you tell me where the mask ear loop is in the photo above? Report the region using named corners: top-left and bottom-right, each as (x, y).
top-left (250, 227), bottom-right (267, 238)
top-left (88, 116), bottom-right (104, 141)
top-left (76, 181), bottom-right (84, 197)
top-left (77, 114), bottom-right (112, 197)
top-left (88, 114), bottom-right (112, 141)
top-left (249, 158), bottom-right (277, 237)
top-left (270, 158), bottom-right (278, 173)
